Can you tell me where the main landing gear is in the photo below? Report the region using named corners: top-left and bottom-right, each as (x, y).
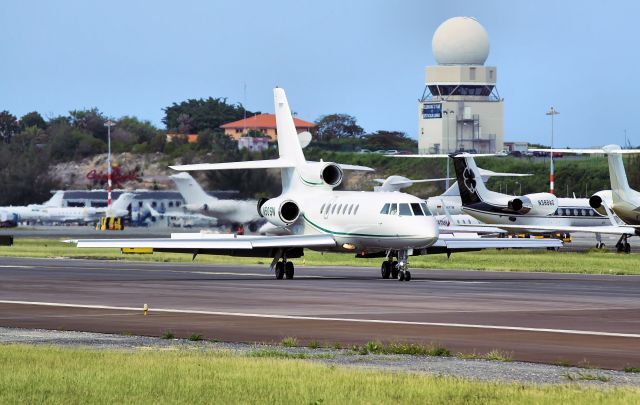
top-left (615, 235), bottom-right (631, 254)
top-left (381, 250), bottom-right (411, 281)
top-left (273, 256), bottom-right (295, 280)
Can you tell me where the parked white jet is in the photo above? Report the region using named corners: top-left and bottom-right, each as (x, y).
top-left (0, 190), bottom-right (66, 226)
top-left (144, 202), bottom-right (218, 228)
top-left (449, 154), bottom-right (640, 252)
top-left (170, 172), bottom-right (263, 231)
top-left (74, 88), bottom-right (562, 281)
top-left (12, 193), bottom-right (135, 225)
top-left (530, 145), bottom-right (640, 225)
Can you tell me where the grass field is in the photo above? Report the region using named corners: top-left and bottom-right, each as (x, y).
top-left (1, 238), bottom-right (639, 275)
top-left (0, 345), bottom-right (638, 404)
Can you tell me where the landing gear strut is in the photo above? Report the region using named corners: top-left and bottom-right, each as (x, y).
top-left (381, 251), bottom-right (411, 281)
top-left (273, 253), bottom-right (295, 279)
top-left (615, 235), bottom-right (631, 254)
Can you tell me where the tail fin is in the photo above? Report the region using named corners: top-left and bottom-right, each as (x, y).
top-left (111, 193), bottom-right (135, 212)
top-left (43, 190), bottom-right (64, 207)
top-left (451, 155), bottom-right (490, 205)
top-left (171, 172), bottom-right (214, 205)
top-left (274, 88), bottom-right (306, 164)
top-left (606, 153), bottom-right (632, 199)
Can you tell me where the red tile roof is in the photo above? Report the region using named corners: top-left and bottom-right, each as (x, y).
top-left (220, 114), bottom-right (316, 129)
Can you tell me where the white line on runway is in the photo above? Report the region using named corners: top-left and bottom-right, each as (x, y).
top-left (0, 265), bottom-right (36, 268)
top-left (0, 299), bottom-right (638, 338)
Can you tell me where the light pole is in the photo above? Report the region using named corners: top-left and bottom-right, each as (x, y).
top-left (545, 107), bottom-right (559, 194)
top-left (443, 110), bottom-right (455, 189)
top-left (515, 181), bottom-right (522, 196)
top-left (104, 120), bottom-right (116, 214)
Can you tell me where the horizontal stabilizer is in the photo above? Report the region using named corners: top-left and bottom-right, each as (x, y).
top-left (477, 168), bottom-right (532, 178)
top-left (170, 159), bottom-right (295, 171)
top-left (337, 163), bottom-right (374, 172)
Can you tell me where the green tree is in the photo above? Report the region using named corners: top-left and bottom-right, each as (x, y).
top-left (0, 111), bottom-right (19, 143)
top-left (69, 108), bottom-right (108, 141)
top-left (116, 116), bottom-right (160, 144)
top-left (361, 130), bottom-right (418, 151)
top-left (163, 98), bottom-right (255, 133)
top-left (315, 114), bottom-right (364, 141)
top-left (20, 111), bottom-right (46, 130)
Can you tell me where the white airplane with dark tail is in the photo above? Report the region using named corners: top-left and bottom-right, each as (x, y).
top-left (73, 88), bottom-right (561, 281)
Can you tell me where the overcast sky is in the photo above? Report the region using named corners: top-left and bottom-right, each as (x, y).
top-left (1, 0), bottom-right (638, 147)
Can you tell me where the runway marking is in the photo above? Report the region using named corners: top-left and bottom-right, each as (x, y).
top-left (0, 300), bottom-right (639, 339)
top-left (0, 265), bottom-right (36, 269)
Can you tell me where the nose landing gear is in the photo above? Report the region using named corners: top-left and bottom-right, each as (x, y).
top-left (381, 250), bottom-right (411, 281)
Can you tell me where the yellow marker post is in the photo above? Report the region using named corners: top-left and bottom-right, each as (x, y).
top-left (143, 303), bottom-right (148, 316)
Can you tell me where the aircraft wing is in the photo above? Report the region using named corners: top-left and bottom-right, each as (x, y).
top-left (529, 147), bottom-right (640, 155)
top-left (75, 234), bottom-right (337, 252)
top-left (439, 225), bottom-right (506, 234)
top-left (433, 236), bottom-right (563, 250)
top-left (456, 223), bottom-right (638, 236)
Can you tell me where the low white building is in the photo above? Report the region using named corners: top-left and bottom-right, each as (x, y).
top-left (238, 136), bottom-right (270, 152)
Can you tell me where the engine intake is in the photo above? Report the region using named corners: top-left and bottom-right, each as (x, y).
top-left (589, 195), bottom-right (602, 209)
top-left (321, 164), bottom-right (343, 187)
top-left (259, 196), bottom-right (302, 227)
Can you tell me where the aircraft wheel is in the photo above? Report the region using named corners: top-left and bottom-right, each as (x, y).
top-left (398, 271), bottom-right (405, 281)
top-left (404, 271), bottom-right (411, 282)
top-left (391, 261), bottom-right (399, 279)
top-left (275, 262), bottom-right (284, 280)
top-left (625, 242), bottom-right (631, 254)
top-left (285, 261), bottom-right (295, 279)
top-left (380, 261), bottom-right (391, 279)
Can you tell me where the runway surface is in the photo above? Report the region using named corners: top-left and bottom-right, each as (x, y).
top-left (0, 257), bottom-right (639, 369)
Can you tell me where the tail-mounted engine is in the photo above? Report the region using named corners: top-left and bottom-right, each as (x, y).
top-left (589, 190), bottom-right (613, 216)
top-left (258, 196), bottom-right (301, 227)
top-left (298, 162), bottom-right (343, 188)
top-left (508, 192), bottom-right (558, 215)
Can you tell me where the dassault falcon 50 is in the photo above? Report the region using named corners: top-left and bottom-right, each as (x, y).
top-left (74, 88), bottom-right (561, 281)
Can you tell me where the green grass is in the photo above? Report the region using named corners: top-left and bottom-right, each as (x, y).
top-left (355, 341), bottom-right (451, 357)
top-left (458, 350), bottom-right (513, 362)
top-left (563, 372), bottom-right (611, 383)
top-left (187, 333), bottom-right (202, 342)
top-left (624, 367), bottom-right (640, 373)
top-left (281, 337), bottom-right (298, 347)
top-left (160, 330), bottom-right (174, 339)
top-left (2, 238), bottom-right (640, 275)
top-left (0, 344), bottom-right (638, 404)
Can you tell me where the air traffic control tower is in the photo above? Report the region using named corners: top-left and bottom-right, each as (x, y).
top-left (418, 17), bottom-right (503, 154)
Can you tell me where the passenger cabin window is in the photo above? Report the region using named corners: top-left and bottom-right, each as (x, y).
top-left (399, 203), bottom-right (412, 216)
top-left (320, 203), bottom-right (325, 213)
top-left (389, 203), bottom-right (398, 215)
top-left (353, 204), bottom-right (359, 215)
top-left (348, 204), bottom-right (353, 215)
top-left (342, 205), bottom-right (348, 214)
top-left (337, 204), bottom-right (342, 214)
top-left (380, 203), bottom-right (390, 215)
top-left (410, 203), bottom-right (424, 216)
top-left (331, 204), bottom-right (336, 214)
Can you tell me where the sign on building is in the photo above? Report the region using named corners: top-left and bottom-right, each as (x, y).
top-left (422, 103), bottom-right (442, 119)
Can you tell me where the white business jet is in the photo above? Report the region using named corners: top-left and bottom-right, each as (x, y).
top-left (449, 154), bottom-right (640, 252)
top-left (170, 172), bottom-right (263, 231)
top-left (74, 88), bottom-right (562, 281)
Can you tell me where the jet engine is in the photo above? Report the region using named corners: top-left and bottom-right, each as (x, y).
top-left (507, 193), bottom-right (558, 215)
top-left (589, 190), bottom-right (613, 216)
top-left (258, 196), bottom-right (301, 227)
top-left (298, 162), bottom-right (343, 188)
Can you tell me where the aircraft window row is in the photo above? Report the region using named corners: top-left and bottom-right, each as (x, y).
top-left (555, 208), bottom-right (598, 217)
top-left (320, 203), bottom-right (360, 216)
top-left (380, 202), bottom-right (430, 216)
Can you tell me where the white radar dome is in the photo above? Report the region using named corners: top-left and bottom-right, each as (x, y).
top-left (432, 17), bottom-right (490, 65)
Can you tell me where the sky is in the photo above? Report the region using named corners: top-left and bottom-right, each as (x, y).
top-left (1, 0), bottom-right (639, 147)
